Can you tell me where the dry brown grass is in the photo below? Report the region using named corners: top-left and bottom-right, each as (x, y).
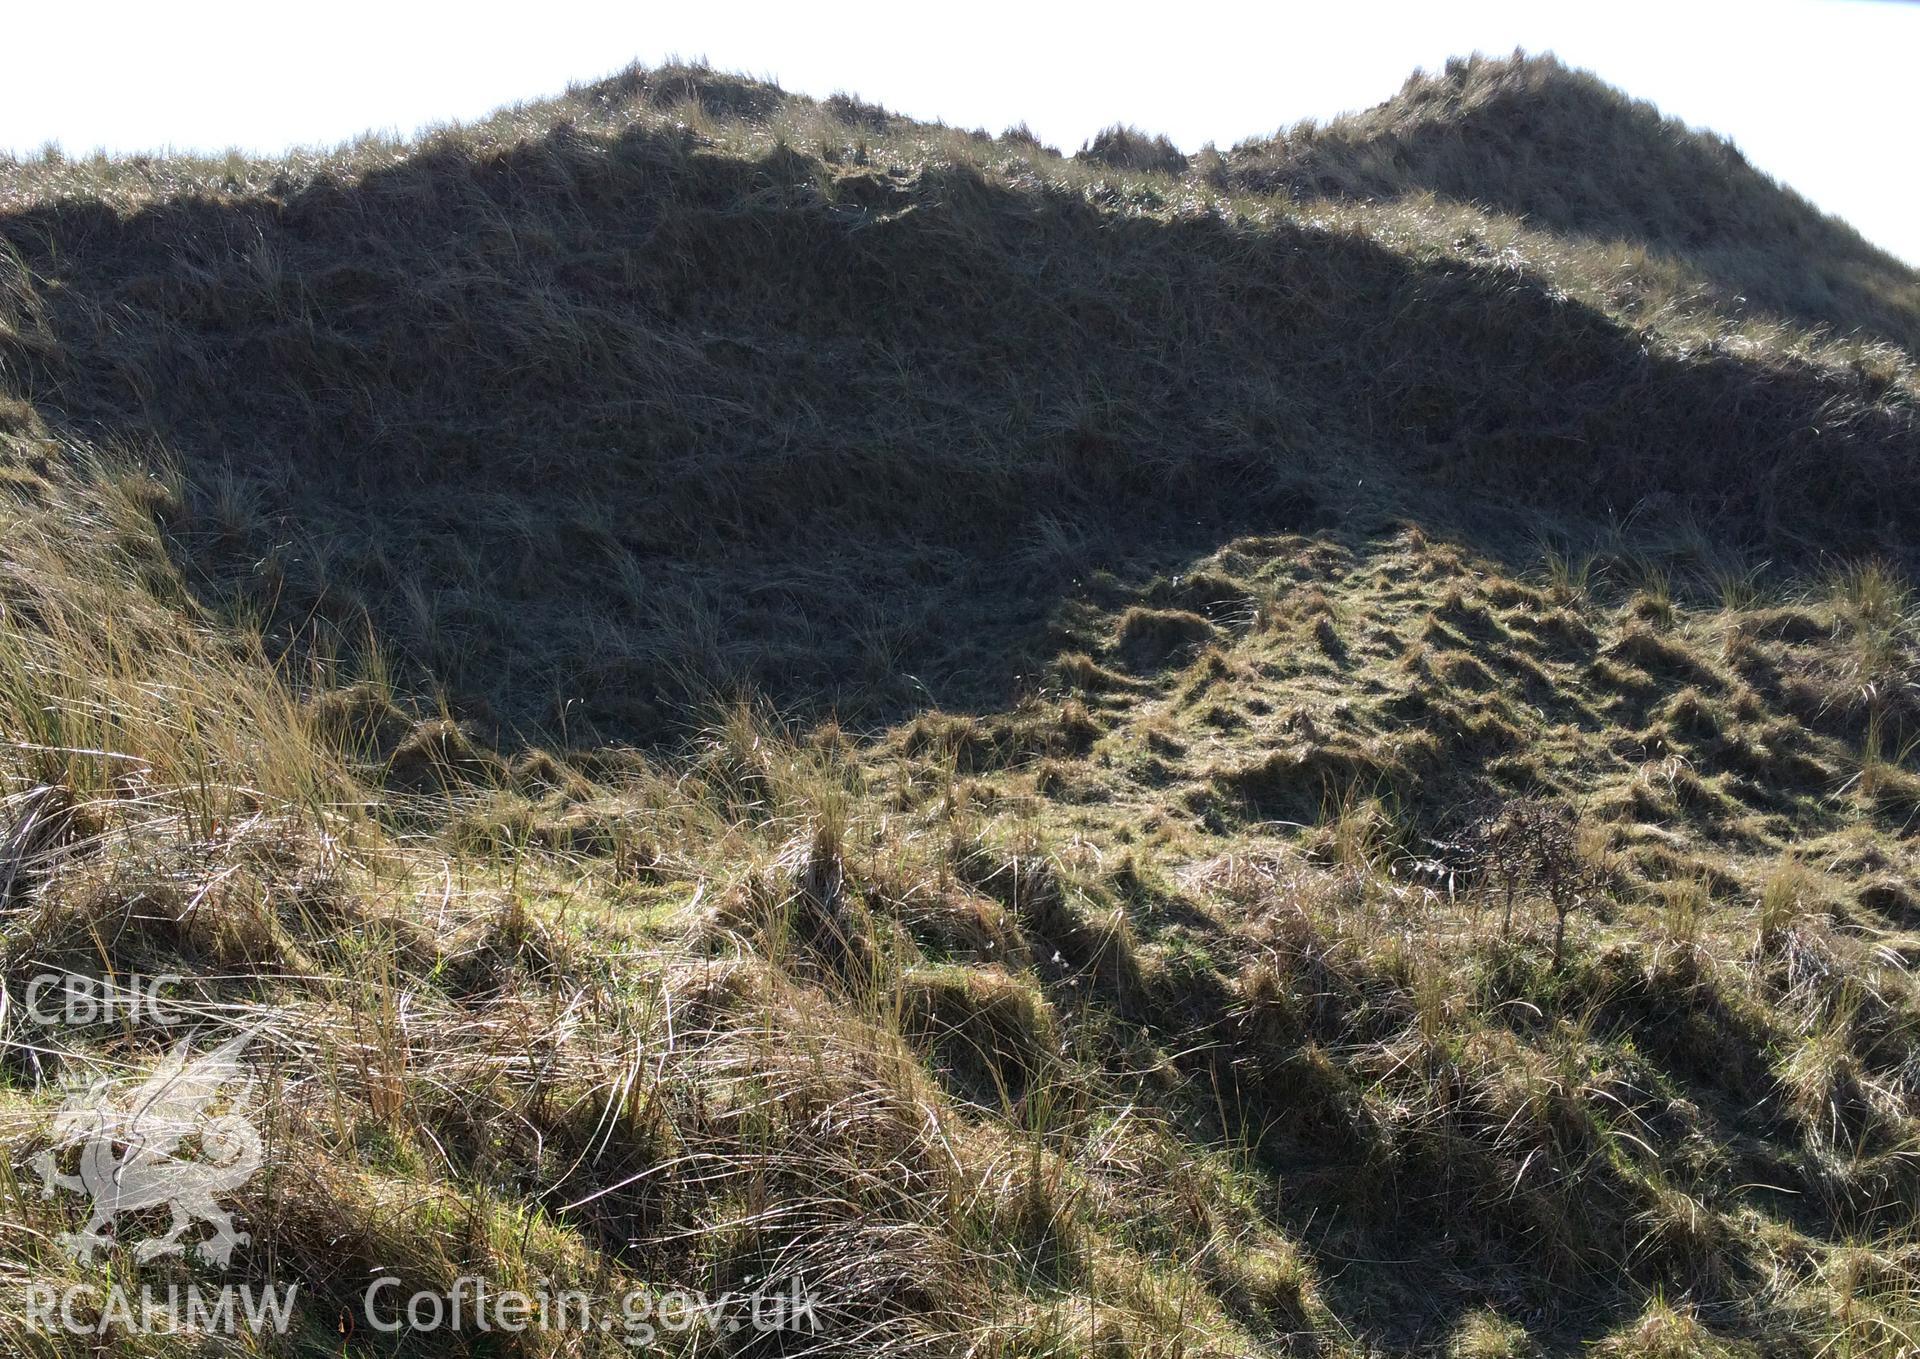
top-left (3, 53), bottom-right (1920, 1359)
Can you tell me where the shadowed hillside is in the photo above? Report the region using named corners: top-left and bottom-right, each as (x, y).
top-left (2, 68), bottom-right (1914, 741)
top-left (2, 55), bottom-right (1920, 1359)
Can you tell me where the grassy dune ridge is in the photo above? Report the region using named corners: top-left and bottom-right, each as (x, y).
top-left (1, 51), bottom-right (1919, 1357)
top-left (1220, 52), bottom-right (1920, 353)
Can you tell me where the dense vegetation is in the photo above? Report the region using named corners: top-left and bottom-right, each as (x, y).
top-left (2, 51), bottom-right (1918, 1357)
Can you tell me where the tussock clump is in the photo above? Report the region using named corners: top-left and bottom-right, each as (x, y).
top-left (6, 815), bottom-right (344, 975)
top-left (1150, 569), bottom-right (1256, 622)
top-left (434, 891), bottom-right (573, 994)
top-left (1755, 858), bottom-right (1822, 954)
top-left (1309, 613), bottom-right (1345, 660)
top-left (1709, 725), bottom-right (1827, 789)
top-left (1224, 1029), bottom-right (1373, 1155)
top-left (1856, 877), bottom-right (1918, 924)
top-left (1517, 605), bottom-right (1599, 653)
top-left (958, 851), bottom-right (1143, 1006)
top-left (506, 747), bottom-right (595, 800)
top-left (999, 122), bottom-right (1059, 155)
top-left (1590, 941), bottom-right (1773, 1093)
top-left (823, 91), bottom-right (895, 130)
top-left (886, 883), bottom-right (1030, 964)
top-left (385, 717), bottom-right (508, 793)
top-left (1433, 587), bottom-right (1504, 635)
top-left (1435, 649), bottom-right (1499, 691)
top-left (1201, 1234), bottom-right (1316, 1332)
top-left (1076, 124), bottom-right (1190, 176)
top-left (1593, 1298), bottom-right (1734, 1359)
top-left (1629, 587), bottom-right (1677, 630)
top-left (1229, 952), bottom-right (1308, 1050)
top-left (1448, 1309), bottom-right (1539, 1359)
top-left (1661, 686), bottom-right (1723, 741)
top-left (1482, 578), bottom-right (1551, 611)
top-left (1429, 698), bottom-right (1525, 757)
top-left (307, 681), bottom-right (414, 762)
top-left (1629, 1179), bottom-right (1733, 1290)
top-left (1609, 625), bottom-right (1722, 689)
top-left (1733, 605), bottom-right (1832, 645)
top-left (1816, 561), bottom-right (1920, 737)
top-left (714, 825), bottom-right (880, 985)
top-left (899, 964), bottom-right (1056, 1100)
top-left (1052, 650), bottom-right (1139, 693)
top-left (902, 704), bottom-right (1103, 772)
top-left (1853, 731), bottom-right (1920, 822)
top-left (1116, 606), bottom-right (1219, 668)
top-left (0, 782), bottom-right (85, 911)
top-left (1215, 741), bottom-right (1399, 822)
top-left (585, 62), bottom-right (787, 121)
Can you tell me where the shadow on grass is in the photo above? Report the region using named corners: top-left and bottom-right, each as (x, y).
top-left (3, 121), bottom-right (1913, 749)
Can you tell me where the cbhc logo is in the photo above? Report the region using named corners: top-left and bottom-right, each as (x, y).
top-left (19, 973), bottom-right (182, 1027)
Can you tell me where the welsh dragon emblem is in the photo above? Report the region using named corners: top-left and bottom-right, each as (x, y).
top-left (31, 1030), bottom-right (263, 1267)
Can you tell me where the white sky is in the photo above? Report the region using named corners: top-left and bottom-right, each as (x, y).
top-left (6, 0), bottom-right (1917, 264)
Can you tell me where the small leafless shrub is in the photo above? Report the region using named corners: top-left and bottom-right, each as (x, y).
top-left (1437, 797), bottom-right (1607, 964)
